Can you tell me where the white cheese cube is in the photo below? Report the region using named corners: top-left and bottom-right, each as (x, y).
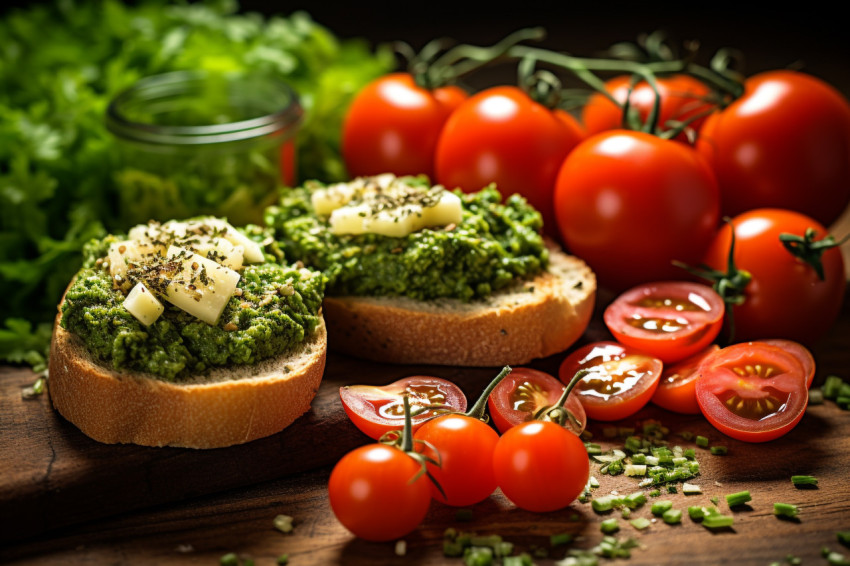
top-left (123, 282), bottom-right (164, 326)
top-left (164, 246), bottom-right (240, 325)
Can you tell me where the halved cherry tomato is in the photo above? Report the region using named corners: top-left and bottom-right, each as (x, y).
top-left (558, 341), bottom-right (663, 422)
top-left (487, 367), bottom-right (586, 435)
top-left (339, 376), bottom-right (467, 440)
top-left (652, 345), bottom-right (720, 415)
top-left (757, 339), bottom-right (816, 389)
top-left (603, 281), bottom-right (725, 363)
top-left (695, 342), bottom-right (809, 443)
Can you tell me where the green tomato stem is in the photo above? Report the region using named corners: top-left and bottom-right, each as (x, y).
top-left (466, 366), bottom-right (513, 421)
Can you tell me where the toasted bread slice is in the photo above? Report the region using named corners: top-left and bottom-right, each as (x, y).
top-left (48, 315), bottom-right (327, 449)
top-left (322, 244), bottom-right (595, 366)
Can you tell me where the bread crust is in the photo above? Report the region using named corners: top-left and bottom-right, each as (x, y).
top-left (48, 314), bottom-right (327, 449)
top-left (322, 245), bottom-right (595, 366)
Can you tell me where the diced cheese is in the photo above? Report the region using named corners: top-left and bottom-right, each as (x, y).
top-left (107, 240), bottom-right (161, 280)
top-left (123, 282), bottom-right (164, 326)
top-left (162, 246), bottom-right (240, 325)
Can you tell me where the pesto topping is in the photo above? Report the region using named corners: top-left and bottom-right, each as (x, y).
top-left (265, 176), bottom-right (548, 302)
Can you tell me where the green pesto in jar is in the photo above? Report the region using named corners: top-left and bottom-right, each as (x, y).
top-left (264, 177), bottom-right (548, 301)
top-left (60, 230), bottom-right (325, 382)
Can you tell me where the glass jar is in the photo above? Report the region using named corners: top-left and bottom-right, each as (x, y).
top-left (106, 71), bottom-right (302, 227)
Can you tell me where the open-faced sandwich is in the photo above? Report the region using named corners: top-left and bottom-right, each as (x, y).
top-left (48, 218), bottom-right (327, 448)
top-left (265, 174), bottom-right (596, 366)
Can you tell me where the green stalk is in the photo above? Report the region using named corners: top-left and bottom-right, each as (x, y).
top-left (465, 366), bottom-right (513, 421)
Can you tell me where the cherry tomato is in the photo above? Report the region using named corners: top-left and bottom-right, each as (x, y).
top-left (700, 209), bottom-right (846, 344)
top-left (696, 70), bottom-right (850, 227)
top-left (434, 85), bottom-right (585, 237)
top-left (487, 367), bottom-right (586, 435)
top-left (757, 339), bottom-right (816, 388)
top-left (582, 74), bottom-right (713, 142)
top-left (651, 345), bottom-right (720, 414)
top-left (328, 443), bottom-right (431, 541)
top-left (414, 414), bottom-right (499, 506)
top-left (340, 376), bottom-right (467, 440)
top-left (554, 130), bottom-right (720, 291)
top-left (492, 420), bottom-right (589, 512)
top-left (603, 281), bottom-right (725, 363)
top-left (695, 342), bottom-right (809, 442)
top-left (558, 341), bottom-right (663, 422)
top-left (342, 73), bottom-right (468, 179)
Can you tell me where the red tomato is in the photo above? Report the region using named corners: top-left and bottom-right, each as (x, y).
top-left (487, 367), bottom-right (586, 435)
top-left (558, 341), bottom-right (663, 422)
top-left (414, 414), bottom-right (499, 507)
top-left (603, 281), bottom-right (725, 363)
top-left (434, 85), bottom-right (585, 237)
top-left (652, 345), bottom-right (720, 414)
top-left (328, 443), bottom-right (431, 541)
top-left (492, 420), bottom-right (589, 512)
top-left (757, 339), bottom-right (816, 388)
top-left (582, 74), bottom-right (713, 142)
top-left (695, 342), bottom-right (809, 442)
top-left (700, 209), bottom-right (845, 344)
top-left (696, 70), bottom-right (850, 227)
top-left (339, 376), bottom-right (467, 440)
top-left (342, 73), bottom-right (467, 179)
top-left (554, 130), bottom-right (720, 291)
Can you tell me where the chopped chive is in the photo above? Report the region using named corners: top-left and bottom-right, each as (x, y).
top-left (621, 507), bottom-right (631, 519)
top-left (456, 509), bottom-right (474, 522)
top-left (550, 533), bottom-right (574, 546)
top-left (444, 540), bottom-right (464, 557)
top-left (710, 446), bottom-right (728, 455)
top-left (444, 527), bottom-right (458, 540)
top-left (600, 518), bottom-right (620, 534)
top-left (695, 435), bottom-right (709, 448)
top-left (786, 555), bottom-right (802, 566)
top-left (630, 517), bottom-right (651, 530)
top-left (662, 508), bottom-right (682, 524)
top-left (631, 453), bottom-right (647, 465)
top-left (683, 483), bottom-right (702, 495)
top-left (589, 476), bottom-right (600, 488)
top-left (592, 496), bottom-right (619, 513)
top-left (683, 448), bottom-right (696, 459)
top-left (585, 442), bottom-right (603, 455)
top-left (497, 542), bottom-right (514, 557)
top-left (624, 491), bottom-right (647, 509)
top-left (463, 546), bottom-right (493, 565)
top-left (701, 514), bottom-right (734, 529)
top-left (837, 396), bottom-right (850, 409)
top-left (651, 500), bottom-right (673, 516)
top-left (276, 555), bottom-right (289, 565)
top-left (680, 431), bottom-right (695, 441)
top-left (624, 436), bottom-right (643, 452)
top-left (503, 555), bottom-right (533, 566)
top-left (395, 540), bottom-right (407, 556)
top-left (791, 475), bottom-right (819, 488)
top-left (273, 514), bottom-right (294, 533)
top-left (773, 502), bottom-right (799, 519)
top-left (823, 375), bottom-right (844, 399)
top-left (667, 485), bottom-right (677, 494)
top-left (649, 489), bottom-right (661, 497)
top-left (808, 388), bottom-right (824, 405)
top-left (625, 464), bottom-right (647, 477)
top-left (827, 552), bottom-right (850, 566)
top-left (470, 535), bottom-right (502, 548)
top-left (688, 506), bottom-right (705, 521)
top-left (838, 531), bottom-right (850, 548)
top-left (726, 491), bottom-right (752, 507)
top-left (220, 554), bottom-right (239, 566)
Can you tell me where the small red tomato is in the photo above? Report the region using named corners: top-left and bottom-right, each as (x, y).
top-left (695, 342), bottom-right (809, 443)
top-left (559, 341), bottom-right (663, 422)
top-left (328, 444), bottom-right (431, 541)
top-left (339, 376), bottom-right (467, 440)
top-left (434, 85), bottom-right (585, 237)
top-left (487, 367), bottom-right (586, 436)
top-left (651, 345), bottom-right (720, 414)
top-left (492, 420), bottom-right (590, 513)
top-left (414, 414), bottom-right (499, 507)
top-left (604, 281), bottom-right (725, 363)
top-left (342, 73), bottom-right (467, 179)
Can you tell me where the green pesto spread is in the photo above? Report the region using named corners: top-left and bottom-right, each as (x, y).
top-left (264, 176), bottom-right (548, 301)
top-left (60, 228), bottom-right (325, 382)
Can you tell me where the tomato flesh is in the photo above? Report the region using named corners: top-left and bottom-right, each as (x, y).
top-left (559, 341), bottom-right (662, 422)
top-left (604, 281), bottom-right (725, 363)
top-left (652, 345), bottom-right (720, 415)
top-left (488, 367), bottom-right (586, 435)
top-left (757, 339), bottom-right (815, 388)
top-left (695, 342), bottom-right (808, 442)
top-left (340, 376), bottom-right (467, 440)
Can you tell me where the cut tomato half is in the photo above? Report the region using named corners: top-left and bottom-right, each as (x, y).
top-left (487, 367), bottom-right (586, 435)
top-left (651, 345), bottom-right (719, 415)
top-left (604, 281), bottom-right (725, 363)
top-left (339, 376), bottom-right (467, 440)
top-left (695, 342), bottom-right (809, 442)
top-left (558, 341), bottom-right (663, 422)
top-left (757, 339), bottom-right (815, 388)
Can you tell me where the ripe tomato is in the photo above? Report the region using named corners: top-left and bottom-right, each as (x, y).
top-left (558, 341), bottom-right (663, 422)
top-left (554, 130), bottom-right (720, 291)
top-left (582, 74), bottom-right (713, 142)
top-left (696, 70), bottom-right (850, 227)
top-left (339, 376), bottom-right (467, 440)
top-left (414, 414), bottom-right (499, 507)
top-left (603, 281), bottom-right (725, 363)
top-left (487, 367), bottom-right (586, 435)
top-left (758, 339), bottom-right (815, 388)
top-left (342, 73), bottom-right (467, 180)
top-left (492, 420), bottom-right (589, 512)
top-left (651, 345), bottom-right (719, 414)
top-left (695, 342), bottom-right (809, 442)
top-left (434, 85), bottom-right (585, 237)
top-left (700, 209), bottom-right (845, 344)
top-left (328, 443), bottom-right (431, 541)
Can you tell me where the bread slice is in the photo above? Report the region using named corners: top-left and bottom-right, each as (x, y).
top-left (48, 314), bottom-right (327, 449)
top-left (322, 244), bottom-right (595, 366)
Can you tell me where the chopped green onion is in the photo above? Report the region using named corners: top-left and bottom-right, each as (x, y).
top-left (273, 514), bottom-right (294, 534)
top-left (836, 396), bottom-right (850, 409)
top-left (497, 542), bottom-right (514, 557)
top-left (630, 517), bottom-right (651, 530)
top-left (827, 552), bottom-right (850, 566)
top-left (667, 485), bottom-right (677, 494)
top-left (688, 506), bottom-right (705, 521)
top-left (592, 496), bottom-right (620, 513)
top-left (683, 448), bottom-right (696, 459)
top-left (710, 496), bottom-right (719, 505)
top-left (624, 464), bottom-right (647, 477)
top-left (456, 509), bottom-right (474, 522)
top-left (662, 508), bottom-right (682, 524)
top-left (589, 476), bottom-right (600, 488)
top-left (503, 555), bottom-right (534, 566)
top-left (701, 514), bottom-right (734, 529)
top-left (695, 435), bottom-right (709, 448)
top-left (725, 491), bottom-right (752, 507)
top-left (680, 431), bottom-right (695, 441)
top-left (550, 533), bottom-right (574, 546)
top-left (630, 453), bottom-right (647, 465)
top-left (710, 446), bottom-right (728, 455)
top-left (651, 500), bottom-right (673, 516)
top-left (786, 555), bottom-right (802, 566)
top-left (624, 436), bottom-right (643, 453)
top-left (220, 554), bottom-right (239, 566)
top-left (649, 489), bottom-right (661, 497)
top-left (791, 475), bottom-right (819, 488)
top-left (823, 375), bottom-right (845, 399)
top-left (621, 507), bottom-right (631, 519)
top-left (463, 546), bottom-right (493, 566)
top-left (600, 518), bottom-right (620, 534)
top-left (683, 483), bottom-right (702, 495)
top-left (395, 540), bottom-right (407, 556)
top-left (773, 502), bottom-right (799, 519)
top-left (444, 527), bottom-right (458, 540)
top-left (585, 442), bottom-right (603, 455)
top-left (470, 535), bottom-right (502, 548)
top-left (624, 491), bottom-right (647, 509)
top-left (276, 555), bottom-right (289, 565)
top-left (838, 531), bottom-right (850, 548)
top-left (444, 540), bottom-right (465, 557)
top-left (808, 388), bottom-right (824, 405)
